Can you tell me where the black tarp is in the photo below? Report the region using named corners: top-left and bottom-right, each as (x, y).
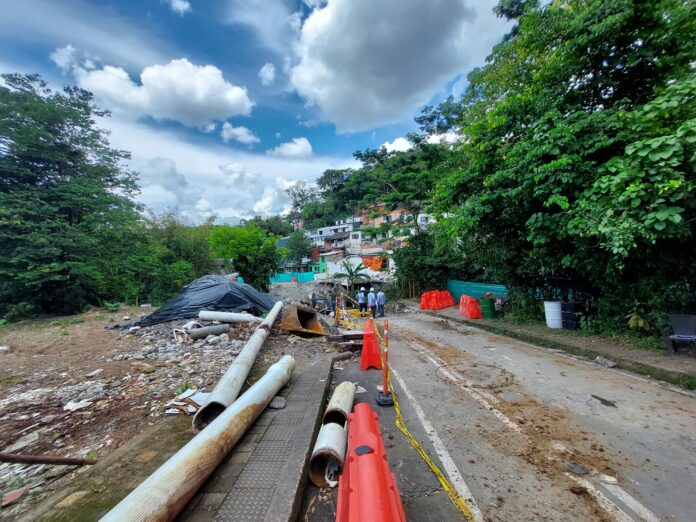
top-left (136, 275), bottom-right (276, 327)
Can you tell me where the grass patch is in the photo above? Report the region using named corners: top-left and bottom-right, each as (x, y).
top-left (84, 449), bottom-right (100, 460)
top-left (1, 375), bottom-right (27, 390)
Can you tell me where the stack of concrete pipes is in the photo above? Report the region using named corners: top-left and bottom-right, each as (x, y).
top-left (309, 381), bottom-right (356, 488)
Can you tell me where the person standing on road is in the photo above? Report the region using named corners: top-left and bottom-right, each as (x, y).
top-left (357, 287), bottom-right (367, 314)
top-left (377, 289), bottom-right (386, 317)
top-left (368, 287), bottom-right (377, 318)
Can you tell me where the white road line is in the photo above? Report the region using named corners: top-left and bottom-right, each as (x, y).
top-left (602, 483), bottom-right (661, 522)
top-left (402, 329), bottom-right (656, 522)
top-left (565, 474), bottom-right (635, 522)
top-left (390, 367), bottom-right (484, 522)
top-left (405, 336), bottom-right (526, 436)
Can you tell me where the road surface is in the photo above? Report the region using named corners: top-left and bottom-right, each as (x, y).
top-left (384, 313), bottom-right (696, 521)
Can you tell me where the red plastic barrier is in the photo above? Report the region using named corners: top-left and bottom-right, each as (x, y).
top-left (459, 294), bottom-right (482, 319)
top-left (419, 290), bottom-right (456, 310)
top-left (361, 319), bottom-right (382, 371)
top-left (336, 403), bottom-right (406, 522)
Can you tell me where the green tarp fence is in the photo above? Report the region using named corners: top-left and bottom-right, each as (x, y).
top-left (270, 272), bottom-right (315, 283)
top-left (447, 280), bottom-right (508, 301)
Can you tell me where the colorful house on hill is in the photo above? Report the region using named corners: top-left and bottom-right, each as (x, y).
top-left (308, 250), bottom-right (343, 275)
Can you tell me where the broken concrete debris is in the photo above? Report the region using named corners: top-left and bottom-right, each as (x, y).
top-left (164, 389), bottom-right (209, 415)
top-left (594, 356), bottom-right (617, 368)
top-left (0, 294), bottom-right (341, 517)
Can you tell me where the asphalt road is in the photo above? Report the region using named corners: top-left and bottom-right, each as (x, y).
top-left (382, 313), bottom-right (696, 521)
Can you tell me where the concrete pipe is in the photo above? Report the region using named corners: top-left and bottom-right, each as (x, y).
top-left (323, 381), bottom-right (356, 426)
top-left (198, 310), bottom-right (259, 323)
top-left (189, 324), bottom-right (230, 340)
top-left (309, 422), bottom-right (347, 488)
top-left (192, 301), bottom-right (284, 431)
top-left (100, 355), bottom-right (295, 522)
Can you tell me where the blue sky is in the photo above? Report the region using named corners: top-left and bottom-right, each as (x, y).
top-left (0, 0), bottom-right (509, 223)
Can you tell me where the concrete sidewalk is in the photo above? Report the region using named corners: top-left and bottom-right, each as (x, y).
top-left (419, 303), bottom-right (696, 389)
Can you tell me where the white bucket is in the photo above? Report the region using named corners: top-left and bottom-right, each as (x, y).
top-left (544, 301), bottom-right (563, 329)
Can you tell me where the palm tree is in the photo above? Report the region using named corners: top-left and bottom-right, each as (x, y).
top-left (333, 260), bottom-right (370, 294)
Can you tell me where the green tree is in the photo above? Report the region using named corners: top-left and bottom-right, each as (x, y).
top-left (285, 180), bottom-right (318, 220)
top-left (392, 229), bottom-right (473, 295)
top-left (208, 225), bottom-right (281, 291)
top-left (243, 215), bottom-right (293, 236)
top-left (428, 0), bottom-right (696, 330)
top-left (0, 74), bottom-right (139, 315)
top-left (285, 230), bottom-right (313, 265)
top-left (333, 261), bottom-right (370, 293)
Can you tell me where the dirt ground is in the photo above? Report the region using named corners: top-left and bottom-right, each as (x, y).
top-left (0, 305), bottom-right (335, 519)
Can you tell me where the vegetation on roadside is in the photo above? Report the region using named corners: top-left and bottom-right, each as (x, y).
top-left (1, 74), bottom-right (224, 318)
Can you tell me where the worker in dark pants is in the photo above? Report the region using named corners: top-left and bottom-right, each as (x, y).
top-left (368, 287), bottom-right (377, 318)
top-left (357, 287), bottom-right (367, 314)
top-left (377, 289), bottom-right (386, 317)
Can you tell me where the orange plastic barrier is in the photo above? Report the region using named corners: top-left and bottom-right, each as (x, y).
top-left (336, 403), bottom-right (406, 522)
top-left (459, 295), bottom-right (482, 319)
top-left (419, 290), bottom-right (456, 310)
top-left (361, 319), bottom-right (382, 371)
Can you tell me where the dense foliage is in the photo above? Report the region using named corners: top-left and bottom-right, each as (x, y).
top-left (242, 215), bottom-right (293, 237)
top-left (428, 0), bottom-right (696, 332)
top-left (0, 74), bottom-right (215, 318)
top-left (208, 224), bottom-right (282, 292)
top-left (284, 230), bottom-right (313, 265)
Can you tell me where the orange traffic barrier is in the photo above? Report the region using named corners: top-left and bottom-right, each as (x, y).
top-left (361, 319), bottom-right (382, 371)
top-left (419, 290), bottom-right (455, 310)
top-left (336, 403), bottom-right (406, 522)
top-left (459, 294), bottom-right (482, 319)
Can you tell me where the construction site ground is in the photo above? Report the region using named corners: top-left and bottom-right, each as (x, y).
top-left (0, 307), bottom-right (337, 520)
top-left (3, 302), bottom-right (696, 521)
top-left (301, 357), bottom-right (463, 522)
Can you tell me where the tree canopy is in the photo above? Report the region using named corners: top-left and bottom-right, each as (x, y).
top-left (208, 224), bottom-right (282, 292)
top-left (0, 74), bottom-right (215, 317)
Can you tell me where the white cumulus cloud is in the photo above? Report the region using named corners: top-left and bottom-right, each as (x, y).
top-left (221, 123), bottom-right (260, 145)
top-left (426, 132), bottom-right (462, 145)
top-left (223, 0), bottom-right (298, 55)
top-left (290, 0), bottom-right (509, 132)
top-left (57, 54), bottom-right (253, 127)
top-left (164, 0), bottom-right (191, 16)
top-left (218, 163), bottom-right (291, 217)
top-left (267, 137), bottom-right (313, 158)
top-left (138, 157), bottom-right (216, 221)
top-left (381, 137), bottom-right (412, 152)
top-left (258, 62), bottom-right (276, 86)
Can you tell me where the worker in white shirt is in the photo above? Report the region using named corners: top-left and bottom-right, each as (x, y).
top-left (356, 287), bottom-right (367, 314)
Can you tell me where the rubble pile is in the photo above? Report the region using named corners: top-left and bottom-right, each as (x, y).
top-left (0, 319), bottom-right (256, 517)
top-left (0, 300), bottom-right (337, 518)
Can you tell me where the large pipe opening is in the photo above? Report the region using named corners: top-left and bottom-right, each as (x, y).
top-left (193, 401), bottom-right (226, 431)
top-left (323, 410), bottom-right (348, 428)
top-left (309, 451), bottom-right (343, 489)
